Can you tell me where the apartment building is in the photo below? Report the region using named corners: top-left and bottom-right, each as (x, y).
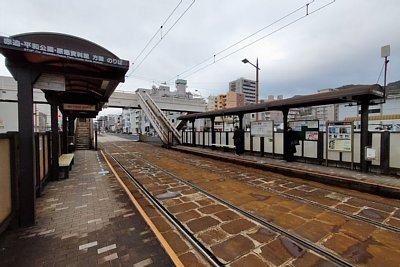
top-left (229, 78), bottom-right (256, 104)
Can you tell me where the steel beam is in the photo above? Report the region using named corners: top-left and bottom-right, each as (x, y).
top-left (50, 103), bottom-right (60, 180)
top-left (360, 100), bottom-right (370, 172)
top-left (282, 109), bottom-right (289, 161)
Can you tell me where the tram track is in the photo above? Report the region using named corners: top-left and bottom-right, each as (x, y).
top-left (105, 151), bottom-right (223, 267)
top-left (180, 157), bottom-right (400, 234)
top-left (104, 148), bottom-right (354, 266)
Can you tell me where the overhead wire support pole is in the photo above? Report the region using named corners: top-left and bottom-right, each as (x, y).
top-left (383, 56), bottom-right (389, 100)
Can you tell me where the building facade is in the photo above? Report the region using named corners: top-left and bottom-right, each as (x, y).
top-left (229, 78), bottom-right (256, 104)
top-left (0, 76), bottom-right (53, 133)
top-left (226, 91), bottom-right (245, 109)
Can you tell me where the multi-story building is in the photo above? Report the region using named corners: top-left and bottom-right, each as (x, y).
top-left (229, 78), bottom-right (256, 104)
top-left (226, 91), bottom-right (245, 109)
top-left (262, 95), bottom-right (284, 123)
top-left (216, 94), bottom-right (227, 110)
top-left (207, 96), bottom-right (216, 111)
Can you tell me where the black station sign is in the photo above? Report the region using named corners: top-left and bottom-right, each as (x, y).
top-left (0, 36), bottom-right (129, 68)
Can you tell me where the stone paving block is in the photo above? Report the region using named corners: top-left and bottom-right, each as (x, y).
top-left (220, 218), bottom-right (257, 234)
top-left (364, 244), bottom-right (400, 267)
top-left (322, 233), bottom-right (359, 256)
top-left (168, 202), bottom-right (199, 214)
top-left (291, 204), bottom-right (325, 220)
top-left (259, 237), bottom-right (305, 266)
top-left (247, 227), bottom-right (277, 244)
top-left (214, 210), bottom-right (240, 222)
top-left (175, 210), bottom-right (202, 222)
top-left (196, 228), bottom-right (230, 246)
top-left (151, 216), bottom-right (172, 233)
top-left (210, 234), bottom-right (255, 263)
top-left (186, 216), bottom-right (220, 233)
top-left (339, 220), bottom-right (377, 242)
top-left (316, 211), bottom-right (349, 226)
top-left (198, 204), bottom-right (227, 214)
top-left (291, 251), bottom-right (335, 267)
top-left (178, 250), bottom-right (209, 267)
top-left (195, 198), bottom-right (214, 206)
top-left (357, 208), bottom-right (389, 223)
top-left (271, 213), bottom-right (306, 230)
top-left (162, 231), bottom-right (190, 255)
top-left (293, 219), bottom-right (333, 243)
top-left (335, 203), bottom-right (361, 214)
top-left (230, 253), bottom-right (268, 267)
top-left (386, 217), bottom-right (400, 228)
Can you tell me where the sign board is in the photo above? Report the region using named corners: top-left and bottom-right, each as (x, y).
top-left (63, 103), bottom-right (96, 111)
top-left (289, 120), bottom-right (319, 141)
top-left (251, 120), bottom-right (274, 138)
top-left (327, 122), bottom-right (353, 152)
top-left (34, 73), bottom-right (65, 91)
top-left (305, 131), bottom-right (318, 141)
top-left (366, 147), bottom-right (376, 161)
top-left (381, 45), bottom-right (390, 57)
top-left (0, 36), bottom-right (129, 68)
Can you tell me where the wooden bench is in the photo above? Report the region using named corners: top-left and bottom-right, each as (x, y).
top-left (211, 143), bottom-right (236, 151)
top-left (59, 153), bottom-right (75, 179)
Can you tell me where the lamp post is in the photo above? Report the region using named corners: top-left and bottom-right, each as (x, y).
top-left (242, 58), bottom-right (260, 120)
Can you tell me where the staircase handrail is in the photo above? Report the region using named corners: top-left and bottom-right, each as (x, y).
top-left (144, 93), bottom-right (181, 142)
top-left (137, 92), bottom-right (169, 144)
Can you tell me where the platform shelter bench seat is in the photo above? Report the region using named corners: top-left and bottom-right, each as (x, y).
top-left (59, 153), bottom-right (75, 179)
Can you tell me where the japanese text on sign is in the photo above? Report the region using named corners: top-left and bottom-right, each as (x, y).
top-left (251, 121), bottom-right (274, 138)
top-left (327, 123), bottom-right (353, 152)
top-left (1, 36), bottom-right (128, 67)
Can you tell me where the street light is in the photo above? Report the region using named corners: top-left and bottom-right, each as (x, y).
top-left (242, 58), bottom-right (260, 119)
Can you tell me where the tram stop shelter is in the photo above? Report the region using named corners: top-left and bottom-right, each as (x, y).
top-left (0, 32), bottom-right (129, 227)
top-left (178, 84), bottom-right (385, 173)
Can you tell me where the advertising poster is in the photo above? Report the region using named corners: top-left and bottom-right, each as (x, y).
top-left (327, 122), bottom-right (353, 152)
top-left (305, 131), bottom-right (319, 141)
top-left (289, 120), bottom-right (319, 141)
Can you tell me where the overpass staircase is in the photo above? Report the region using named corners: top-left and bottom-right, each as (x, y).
top-left (137, 92), bottom-right (182, 145)
top-left (75, 118), bottom-right (91, 150)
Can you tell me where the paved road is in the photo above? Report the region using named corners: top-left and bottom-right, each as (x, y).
top-left (0, 150), bottom-right (174, 267)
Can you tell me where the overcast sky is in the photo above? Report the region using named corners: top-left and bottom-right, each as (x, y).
top-left (1, 0), bottom-right (399, 101)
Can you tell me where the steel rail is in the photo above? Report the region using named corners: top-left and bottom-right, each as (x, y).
top-left (106, 152), bottom-right (223, 267)
top-left (111, 150), bottom-right (354, 267)
top-left (177, 150), bottom-right (400, 233)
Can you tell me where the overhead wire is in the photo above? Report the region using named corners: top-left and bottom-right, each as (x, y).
top-left (130, 0), bottom-right (196, 75)
top-left (171, 0), bottom-right (336, 80)
top-left (126, 0), bottom-right (184, 77)
top-left (376, 61), bottom-right (385, 84)
top-left (171, 1), bottom-right (312, 81)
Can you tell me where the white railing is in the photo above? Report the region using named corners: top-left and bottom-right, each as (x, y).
top-left (137, 93), bottom-right (169, 144)
top-left (144, 93), bottom-right (181, 142)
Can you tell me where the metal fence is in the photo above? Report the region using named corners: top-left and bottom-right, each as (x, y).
top-left (182, 130), bottom-right (400, 175)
